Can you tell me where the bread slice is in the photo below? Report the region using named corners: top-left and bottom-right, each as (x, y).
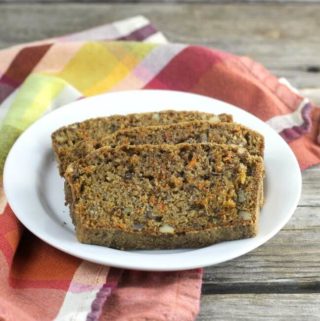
top-left (65, 143), bottom-right (264, 250)
top-left (52, 111), bottom-right (233, 175)
top-left (103, 121), bottom-right (264, 156)
top-left (66, 121), bottom-right (265, 207)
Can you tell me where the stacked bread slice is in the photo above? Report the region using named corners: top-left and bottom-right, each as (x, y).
top-left (52, 111), bottom-right (233, 175)
top-left (52, 111), bottom-right (264, 250)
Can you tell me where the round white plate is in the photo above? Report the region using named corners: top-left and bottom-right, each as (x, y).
top-left (4, 90), bottom-right (301, 271)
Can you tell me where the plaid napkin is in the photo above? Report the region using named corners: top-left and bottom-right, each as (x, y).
top-left (1, 15), bottom-right (320, 321)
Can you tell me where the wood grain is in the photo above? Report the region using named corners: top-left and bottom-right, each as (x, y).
top-left (297, 167), bottom-right (320, 206)
top-left (1, 0), bottom-right (320, 3)
top-left (199, 294), bottom-right (320, 321)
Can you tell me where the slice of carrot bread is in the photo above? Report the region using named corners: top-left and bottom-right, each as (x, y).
top-left (65, 143), bottom-right (264, 250)
top-left (52, 111), bottom-right (233, 175)
top-left (67, 121), bottom-right (265, 208)
top-left (103, 121), bottom-right (264, 156)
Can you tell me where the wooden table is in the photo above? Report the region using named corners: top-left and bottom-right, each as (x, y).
top-left (1, 3), bottom-right (320, 320)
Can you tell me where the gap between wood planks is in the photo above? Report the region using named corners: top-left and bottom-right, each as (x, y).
top-left (202, 281), bottom-right (320, 294)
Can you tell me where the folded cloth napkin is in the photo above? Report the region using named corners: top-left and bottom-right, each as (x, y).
top-left (0, 15), bottom-right (320, 321)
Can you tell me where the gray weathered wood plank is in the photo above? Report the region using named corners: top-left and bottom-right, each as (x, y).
top-left (203, 205), bottom-right (320, 291)
top-left (0, 4), bottom-right (320, 89)
top-left (1, 0), bottom-right (320, 3)
top-left (299, 166), bottom-right (320, 206)
top-left (198, 294), bottom-right (320, 321)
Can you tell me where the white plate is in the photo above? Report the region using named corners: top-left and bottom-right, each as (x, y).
top-left (4, 90), bottom-right (301, 271)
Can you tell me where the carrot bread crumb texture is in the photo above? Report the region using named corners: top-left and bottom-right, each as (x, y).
top-left (52, 111), bottom-right (233, 175)
top-left (65, 143), bottom-right (264, 250)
